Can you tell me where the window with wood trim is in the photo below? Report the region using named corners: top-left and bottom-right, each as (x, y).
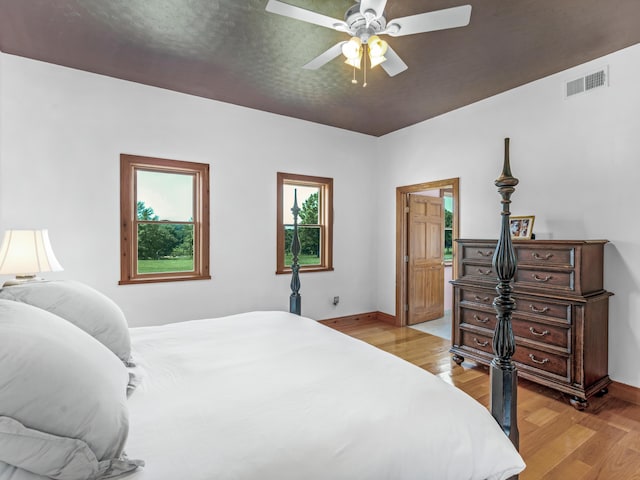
top-left (276, 172), bottom-right (333, 274)
top-left (120, 154), bottom-right (210, 285)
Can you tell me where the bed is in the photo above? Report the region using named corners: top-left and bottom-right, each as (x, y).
top-left (125, 310), bottom-right (523, 479)
top-left (0, 141), bottom-right (525, 479)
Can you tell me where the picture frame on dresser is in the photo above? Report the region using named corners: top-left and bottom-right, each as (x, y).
top-left (510, 215), bottom-right (535, 239)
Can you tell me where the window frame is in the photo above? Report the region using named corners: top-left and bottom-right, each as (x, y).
top-left (276, 172), bottom-right (333, 275)
top-left (120, 154), bottom-right (210, 285)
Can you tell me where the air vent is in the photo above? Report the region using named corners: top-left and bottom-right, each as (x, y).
top-left (566, 77), bottom-right (585, 97)
top-left (565, 67), bottom-right (608, 98)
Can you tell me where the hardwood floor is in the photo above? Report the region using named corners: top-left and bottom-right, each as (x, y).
top-left (322, 317), bottom-right (640, 480)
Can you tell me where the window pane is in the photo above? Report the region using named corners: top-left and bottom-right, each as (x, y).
top-left (284, 226), bottom-right (321, 266)
top-left (283, 184), bottom-right (320, 225)
top-left (444, 229), bottom-right (453, 261)
top-left (444, 195), bottom-right (453, 228)
top-left (137, 170), bottom-right (193, 221)
top-left (444, 195), bottom-right (453, 261)
top-left (137, 224), bottom-right (194, 273)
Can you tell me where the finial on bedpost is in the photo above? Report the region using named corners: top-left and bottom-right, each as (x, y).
top-left (290, 189), bottom-right (301, 315)
top-left (491, 138), bottom-right (520, 456)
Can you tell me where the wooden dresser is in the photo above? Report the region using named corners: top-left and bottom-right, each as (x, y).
top-left (450, 239), bottom-right (612, 409)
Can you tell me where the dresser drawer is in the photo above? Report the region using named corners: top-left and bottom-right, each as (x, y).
top-left (460, 307), bottom-right (496, 330)
top-left (512, 295), bottom-right (571, 323)
top-left (513, 344), bottom-right (570, 381)
top-left (460, 329), bottom-right (570, 380)
top-left (460, 330), bottom-right (494, 355)
top-left (460, 263), bottom-right (496, 282)
top-left (515, 268), bottom-right (574, 292)
top-left (512, 318), bottom-right (570, 351)
top-left (460, 288), bottom-right (494, 306)
top-left (461, 245), bottom-right (495, 262)
top-left (516, 246), bottom-right (575, 268)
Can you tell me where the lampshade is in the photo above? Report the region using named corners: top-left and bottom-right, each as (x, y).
top-left (342, 37), bottom-right (363, 69)
top-left (368, 36), bottom-right (388, 57)
top-left (0, 230), bottom-right (63, 280)
top-left (368, 35), bottom-right (388, 68)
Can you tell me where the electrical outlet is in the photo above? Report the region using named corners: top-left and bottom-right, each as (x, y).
top-left (333, 296), bottom-right (339, 306)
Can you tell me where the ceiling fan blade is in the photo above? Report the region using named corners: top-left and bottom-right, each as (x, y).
top-left (359, 0), bottom-right (388, 18)
top-left (302, 42), bottom-right (347, 70)
top-left (380, 45), bottom-right (408, 77)
top-left (266, 0), bottom-right (348, 31)
top-left (385, 5), bottom-right (472, 37)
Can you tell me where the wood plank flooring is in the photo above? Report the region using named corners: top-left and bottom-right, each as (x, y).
top-left (322, 317), bottom-right (640, 480)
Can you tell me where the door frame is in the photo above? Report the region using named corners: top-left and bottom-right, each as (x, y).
top-left (396, 178), bottom-right (460, 327)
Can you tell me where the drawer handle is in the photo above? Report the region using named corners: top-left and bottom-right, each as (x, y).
top-left (532, 252), bottom-right (554, 260)
top-left (473, 338), bottom-right (489, 347)
top-left (529, 304), bottom-right (550, 313)
top-left (529, 327), bottom-right (550, 337)
top-left (477, 268), bottom-right (493, 276)
top-left (529, 354), bottom-right (550, 365)
top-left (474, 295), bottom-right (491, 302)
top-left (473, 314), bottom-right (490, 324)
top-left (477, 250), bottom-right (494, 257)
top-left (532, 273), bottom-right (552, 282)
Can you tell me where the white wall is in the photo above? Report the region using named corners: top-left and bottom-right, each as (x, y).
top-left (375, 44), bottom-right (640, 387)
top-left (0, 53), bottom-right (377, 326)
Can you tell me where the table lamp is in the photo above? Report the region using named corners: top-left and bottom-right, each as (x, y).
top-left (0, 229), bottom-right (64, 286)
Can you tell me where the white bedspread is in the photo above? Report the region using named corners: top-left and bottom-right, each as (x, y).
top-left (124, 311), bottom-right (524, 480)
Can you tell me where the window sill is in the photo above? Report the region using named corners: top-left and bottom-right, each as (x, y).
top-left (119, 274), bottom-right (211, 285)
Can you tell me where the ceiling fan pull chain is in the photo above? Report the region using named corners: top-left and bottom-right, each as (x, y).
top-left (352, 67), bottom-right (357, 84)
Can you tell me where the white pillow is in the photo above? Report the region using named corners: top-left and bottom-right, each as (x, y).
top-left (0, 461), bottom-right (47, 479)
top-left (0, 280), bottom-right (132, 364)
top-left (0, 417), bottom-right (143, 480)
top-left (0, 300), bottom-right (143, 478)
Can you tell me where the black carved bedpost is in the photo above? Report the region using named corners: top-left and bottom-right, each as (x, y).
top-left (491, 138), bottom-right (520, 455)
top-left (289, 189), bottom-right (302, 315)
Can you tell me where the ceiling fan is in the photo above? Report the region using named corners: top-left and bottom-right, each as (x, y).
top-left (265, 0), bottom-right (472, 82)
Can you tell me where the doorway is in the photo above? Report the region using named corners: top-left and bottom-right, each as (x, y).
top-left (395, 178), bottom-right (459, 328)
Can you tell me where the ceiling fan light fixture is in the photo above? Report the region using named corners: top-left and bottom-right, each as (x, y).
top-left (341, 37), bottom-right (362, 58)
top-left (367, 35), bottom-right (388, 68)
top-left (342, 37), bottom-right (363, 68)
top-left (368, 35), bottom-right (388, 57)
